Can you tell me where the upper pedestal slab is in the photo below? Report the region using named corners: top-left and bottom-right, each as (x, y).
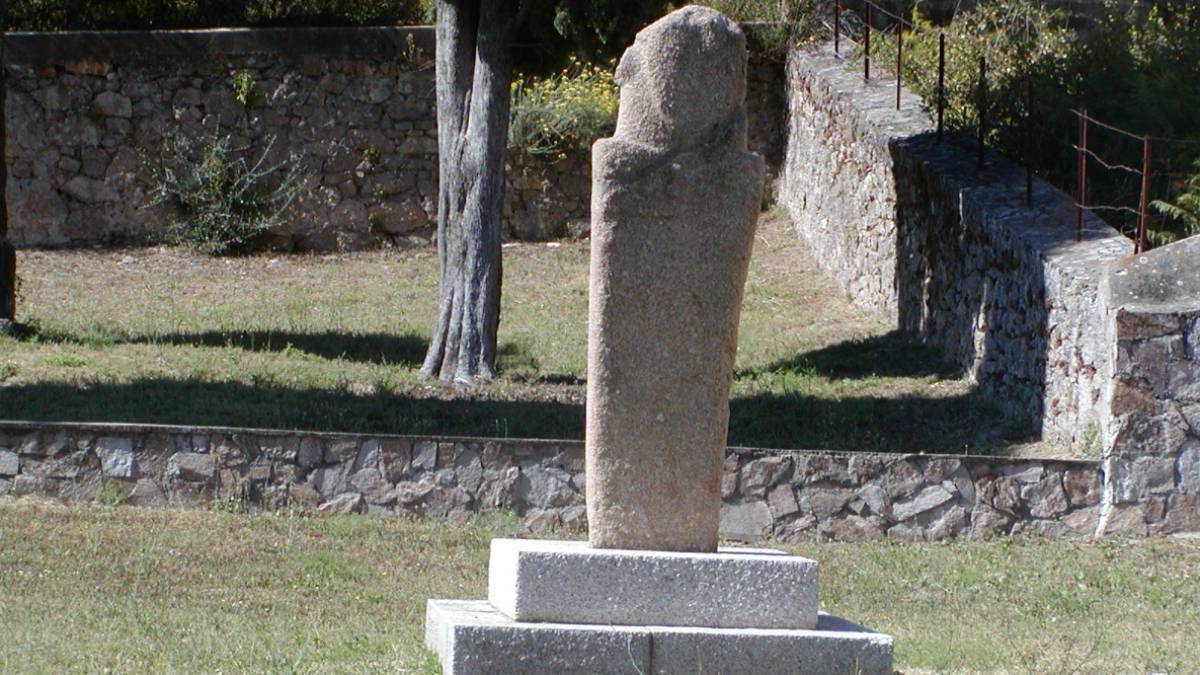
top-left (487, 538), bottom-right (818, 630)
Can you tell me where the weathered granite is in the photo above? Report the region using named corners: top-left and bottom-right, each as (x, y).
top-left (585, 6), bottom-right (765, 551)
top-left (487, 538), bottom-right (817, 629)
top-left (426, 600), bottom-right (894, 675)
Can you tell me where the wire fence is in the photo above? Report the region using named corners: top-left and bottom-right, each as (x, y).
top-left (828, 0), bottom-right (1200, 253)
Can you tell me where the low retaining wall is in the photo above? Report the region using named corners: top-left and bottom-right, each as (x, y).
top-left (780, 43), bottom-right (1132, 450)
top-left (0, 421), bottom-right (1110, 541)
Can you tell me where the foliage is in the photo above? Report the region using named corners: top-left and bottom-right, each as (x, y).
top-left (879, 0), bottom-right (1200, 246)
top-left (150, 132), bottom-right (305, 255)
top-left (1151, 159), bottom-right (1200, 245)
top-left (94, 481), bottom-right (130, 506)
top-left (508, 57), bottom-right (618, 158)
top-left (6, 0), bottom-right (432, 30)
top-left (689, 0), bottom-right (823, 57)
top-left (231, 71), bottom-right (256, 109)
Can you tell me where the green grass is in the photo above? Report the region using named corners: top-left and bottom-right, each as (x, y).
top-left (1, 499), bottom-right (1196, 673)
top-left (0, 212), bottom-right (1043, 455)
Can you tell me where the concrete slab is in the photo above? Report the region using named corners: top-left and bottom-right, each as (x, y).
top-left (426, 599), bottom-right (893, 675)
top-left (487, 538), bottom-right (818, 629)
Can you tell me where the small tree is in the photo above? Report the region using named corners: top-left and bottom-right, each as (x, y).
top-left (421, 0), bottom-right (668, 384)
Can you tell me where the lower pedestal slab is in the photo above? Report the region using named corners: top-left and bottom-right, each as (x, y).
top-left (426, 600), bottom-right (894, 675)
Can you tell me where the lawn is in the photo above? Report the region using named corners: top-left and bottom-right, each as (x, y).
top-left (0, 211), bottom-right (1042, 455)
top-left (1, 498), bottom-right (1196, 673)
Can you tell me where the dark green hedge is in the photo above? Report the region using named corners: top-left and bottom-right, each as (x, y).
top-left (6, 0), bottom-right (434, 31)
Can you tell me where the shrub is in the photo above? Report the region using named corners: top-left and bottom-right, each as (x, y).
top-left (1151, 159), bottom-right (1200, 245)
top-left (508, 57), bottom-right (619, 158)
top-left (150, 132), bottom-right (305, 255)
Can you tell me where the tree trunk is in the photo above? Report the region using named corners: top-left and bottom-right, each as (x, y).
top-left (0, 13), bottom-right (14, 324)
top-left (421, 0), bottom-right (515, 384)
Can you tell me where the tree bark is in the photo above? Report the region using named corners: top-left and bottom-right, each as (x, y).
top-left (0, 12), bottom-right (14, 324)
top-left (422, 0), bottom-right (516, 384)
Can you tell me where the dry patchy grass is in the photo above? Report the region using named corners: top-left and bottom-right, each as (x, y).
top-left (1, 499), bottom-right (1196, 673)
top-left (0, 211), bottom-right (1038, 454)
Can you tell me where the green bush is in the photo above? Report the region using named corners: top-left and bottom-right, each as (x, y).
top-left (7, 0), bottom-right (434, 31)
top-left (508, 57), bottom-right (619, 158)
top-left (151, 132), bottom-right (305, 255)
top-left (877, 0), bottom-right (1200, 246)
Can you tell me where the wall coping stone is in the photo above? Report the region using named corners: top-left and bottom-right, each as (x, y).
top-left (0, 420), bottom-right (1101, 468)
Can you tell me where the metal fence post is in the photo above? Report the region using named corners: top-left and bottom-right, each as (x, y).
top-left (977, 56), bottom-right (986, 168)
top-left (1076, 110), bottom-right (1089, 242)
top-left (1026, 77), bottom-right (1034, 207)
top-left (895, 19), bottom-right (902, 110)
top-left (834, 0), bottom-right (840, 57)
top-left (864, 2), bottom-right (872, 81)
top-left (1137, 136), bottom-right (1152, 253)
top-left (937, 33), bottom-right (945, 140)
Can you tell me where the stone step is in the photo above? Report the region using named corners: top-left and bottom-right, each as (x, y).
top-left (487, 538), bottom-right (818, 630)
top-left (426, 599), bottom-right (894, 675)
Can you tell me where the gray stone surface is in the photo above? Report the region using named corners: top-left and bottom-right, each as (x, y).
top-left (487, 538), bottom-right (817, 629)
top-left (95, 437), bottom-right (135, 478)
top-left (426, 600), bottom-right (893, 675)
top-left (426, 600), bottom-right (649, 675)
top-left (0, 451), bottom-right (19, 477)
top-left (586, 6), bottom-right (764, 551)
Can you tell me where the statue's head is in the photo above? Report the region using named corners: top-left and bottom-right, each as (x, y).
top-left (613, 6), bottom-right (747, 149)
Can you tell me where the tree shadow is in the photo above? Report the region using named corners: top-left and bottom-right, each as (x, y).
top-left (26, 328), bottom-right (431, 368)
top-left (745, 330), bottom-right (964, 380)
top-left (0, 375), bottom-right (1034, 454)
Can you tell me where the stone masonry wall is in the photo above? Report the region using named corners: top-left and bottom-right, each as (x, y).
top-left (3, 27), bottom-right (784, 250)
top-left (0, 421), bottom-right (1106, 541)
top-left (1099, 236), bottom-right (1200, 536)
top-left (1, 28), bottom-right (590, 250)
top-left (780, 42), bottom-right (1134, 449)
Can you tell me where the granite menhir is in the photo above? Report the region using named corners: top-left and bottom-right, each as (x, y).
top-left (585, 6), bottom-right (765, 552)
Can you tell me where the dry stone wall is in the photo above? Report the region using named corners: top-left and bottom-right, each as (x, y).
top-left (0, 421), bottom-right (1106, 541)
top-left (780, 42), bottom-right (1133, 450)
top-left (3, 27), bottom-right (783, 250)
top-left (1, 28), bottom-right (589, 249)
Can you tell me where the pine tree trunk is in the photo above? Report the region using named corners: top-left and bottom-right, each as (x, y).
top-left (0, 13), bottom-right (14, 324)
top-left (421, 0), bottom-right (515, 384)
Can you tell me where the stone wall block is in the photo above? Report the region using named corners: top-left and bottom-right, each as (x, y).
top-left (1177, 441), bottom-right (1200, 495)
top-left (379, 439), bottom-right (413, 482)
top-left (1022, 474), bottom-right (1070, 519)
top-left (0, 451), bottom-right (20, 477)
top-left (892, 484), bottom-right (955, 522)
top-left (169, 452), bottom-right (216, 483)
top-left (297, 437), bottom-right (323, 469)
top-left (324, 439), bottom-right (360, 465)
top-left (95, 437), bottom-right (136, 479)
top-left (1063, 468), bottom-right (1102, 507)
top-left (738, 456), bottom-right (792, 496)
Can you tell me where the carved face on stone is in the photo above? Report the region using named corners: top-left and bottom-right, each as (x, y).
top-left (613, 6), bottom-right (747, 149)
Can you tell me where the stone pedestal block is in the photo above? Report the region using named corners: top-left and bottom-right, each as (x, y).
top-left (487, 538), bottom-right (818, 629)
top-left (426, 600), bottom-right (894, 675)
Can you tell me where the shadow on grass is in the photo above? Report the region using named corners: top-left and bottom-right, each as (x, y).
top-left (0, 376), bottom-right (1033, 453)
top-left (18, 325), bottom-right (432, 368)
top-left (744, 330), bottom-right (964, 380)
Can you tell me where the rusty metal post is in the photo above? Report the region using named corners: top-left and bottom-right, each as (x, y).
top-left (895, 19), bottom-right (902, 110)
top-left (1137, 136), bottom-right (1152, 253)
top-left (0, 11), bottom-right (14, 324)
top-left (834, 0), bottom-right (840, 57)
top-left (864, 2), bottom-right (872, 81)
top-left (937, 33), bottom-right (945, 140)
top-left (1026, 77), bottom-right (1034, 207)
top-left (977, 56), bottom-right (986, 168)
top-left (1076, 110), bottom-right (1089, 242)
